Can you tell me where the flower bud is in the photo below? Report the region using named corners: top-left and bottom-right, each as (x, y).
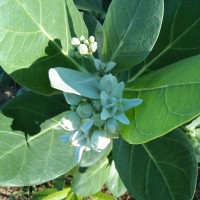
top-left (91, 99), bottom-right (102, 112)
top-left (62, 111), bottom-right (82, 131)
top-left (92, 113), bottom-right (105, 127)
top-left (91, 130), bottom-right (111, 151)
top-left (78, 44), bottom-right (88, 55)
top-left (84, 39), bottom-right (89, 45)
top-left (79, 35), bottom-right (85, 42)
top-left (106, 118), bottom-right (121, 136)
top-left (76, 102), bottom-right (94, 119)
top-left (88, 42), bottom-right (97, 53)
top-left (75, 51), bottom-right (82, 58)
top-left (98, 74), bottom-right (118, 93)
top-left (64, 92), bottom-right (82, 105)
top-left (89, 36), bottom-right (95, 43)
top-left (71, 37), bottom-right (80, 47)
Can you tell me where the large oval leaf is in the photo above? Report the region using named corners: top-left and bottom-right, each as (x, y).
top-left (123, 55), bottom-right (200, 144)
top-left (129, 0), bottom-right (200, 80)
top-left (105, 161), bottom-right (127, 198)
top-left (0, 0), bottom-right (88, 95)
top-left (71, 157), bottom-right (110, 197)
top-left (0, 92), bottom-right (77, 186)
top-left (49, 68), bottom-right (100, 99)
top-left (102, 0), bottom-right (164, 71)
top-left (113, 129), bottom-right (197, 200)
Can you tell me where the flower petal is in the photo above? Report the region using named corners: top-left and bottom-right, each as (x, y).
top-left (80, 119), bottom-right (94, 136)
top-left (114, 112), bottom-right (130, 125)
top-left (122, 98), bottom-right (143, 111)
top-left (100, 91), bottom-right (109, 106)
top-left (101, 107), bottom-right (112, 120)
top-left (75, 146), bottom-right (85, 163)
top-left (111, 82), bottom-right (124, 98)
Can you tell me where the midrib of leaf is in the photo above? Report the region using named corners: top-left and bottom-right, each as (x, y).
top-left (109, 0), bottom-right (144, 61)
top-left (0, 122), bottom-right (60, 160)
top-left (15, 0), bottom-right (87, 72)
top-left (142, 144), bottom-right (175, 200)
top-left (125, 82), bottom-right (200, 92)
top-left (129, 12), bottom-right (200, 82)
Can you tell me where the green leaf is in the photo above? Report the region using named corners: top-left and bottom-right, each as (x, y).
top-left (129, 0), bottom-right (200, 80)
top-left (74, 0), bottom-right (105, 16)
top-left (66, 191), bottom-right (82, 200)
top-left (90, 192), bottom-right (114, 200)
top-left (33, 188), bottom-right (58, 200)
top-left (42, 188), bottom-right (71, 200)
top-left (0, 0), bottom-right (88, 95)
top-left (123, 55), bottom-right (200, 144)
top-left (33, 187), bottom-right (71, 200)
top-left (102, 0), bottom-right (164, 72)
top-left (113, 129), bottom-right (198, 200)
top-left (49, 68), bottom-right (100, 99)
top-left (106, 161), bottom-right (127, 197)
top-left (71, 157), bottom-right (110, 197)
top-left (0, 92), bottom-right (77, 186)
top-left (54, 174), bottom-right (66, 191)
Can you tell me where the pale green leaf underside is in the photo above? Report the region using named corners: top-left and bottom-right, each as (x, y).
top-left (102, 0), bottom-right (164, 71)
top-left (123, 54), bottom-right (200, 144)
top-left (0, 92), bottom-right (77, 186)
top-left (113, 130), bottom-right (197, 200)
top-left (0, 0), bottom-right (88, 94)
top-left (72, 157), bottom-right (110, 197)
top-left (49, 67), bottom-right (100, 99)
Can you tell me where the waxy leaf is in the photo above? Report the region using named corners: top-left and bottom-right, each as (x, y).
top-left (123, 55), bottom-right (200, 144)
top-left (113, 129), bottom-right (197, 200)
top-left (72, 157), bottom-right (110, 197)
top-left (129, 0), bottom-right (200, 80)
top-left (0, 0), bottom-right (88, 95)
top-left (106, 161), bottom-right (127, 197)
top-left (102, 0), bottom-right (164, 71)
top-left (0, 92), bottom-right (77, 186)
top-left (49, 68), bottom-right (100, 99)
top-left (74, 0), bottom-right (105, 16)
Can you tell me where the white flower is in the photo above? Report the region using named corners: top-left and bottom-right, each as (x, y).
top-left (78, 44), bottom-right (88, 55)
top-left (71, 37), bottom-right (80, 47)
top-left (89, 36), bottom-right (95, 43)
top-left (88, 42), bottom-right (97, 53)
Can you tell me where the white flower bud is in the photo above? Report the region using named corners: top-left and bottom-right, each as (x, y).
top-left (88, 42), bottom-right (97, 53)
top-left (92, 113), bottom-right (105, 127)
top-left (78, 44), bottom-right (88, 55)
top-left (106, 118), bottom-right (121, 136)
top-left (76, 102), bottom-right (94, 119)
top-left (98, 74), bottom-right (118, 93)
top-left (91, 130), bottom-right (110, 151)
top-left (89, 36), bottom-right (95, 43)
top-left (62, 111), bottom-right (82, 131)
top-left (79, 35), bottom-right (85, 42)
top-left (84, 39), bottom-right (89, 45)
top-left (71, 37), bottom-right (80, 47)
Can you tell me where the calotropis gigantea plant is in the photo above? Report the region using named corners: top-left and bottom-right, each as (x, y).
top-left (0, 0), bottom-right (200, 199)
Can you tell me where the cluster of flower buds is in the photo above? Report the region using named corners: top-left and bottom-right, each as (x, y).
top-left (60, 73), bottom-right (142, 163)
top-left (70, 36), bottom-right (97, 58)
